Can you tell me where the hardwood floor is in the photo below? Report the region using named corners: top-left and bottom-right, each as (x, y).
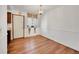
top-left (8, 35), bottom-right (79, 54)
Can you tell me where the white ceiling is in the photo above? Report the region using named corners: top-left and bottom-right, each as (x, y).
top-left (7, 5), bottom-right (59, 13)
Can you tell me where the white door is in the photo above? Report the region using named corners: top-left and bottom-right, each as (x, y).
top-left (13, 15), bottom-right (24, 39)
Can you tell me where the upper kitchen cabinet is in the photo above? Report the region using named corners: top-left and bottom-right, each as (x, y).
top-left (7, 12), bottom-right (11, 23)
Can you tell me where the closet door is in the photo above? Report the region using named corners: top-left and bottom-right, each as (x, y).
top-left (13, 15), bottom-right (24, 39)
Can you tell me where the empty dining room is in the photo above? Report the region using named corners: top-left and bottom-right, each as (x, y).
top-left (0, 5), bottom-right (79, 54)
top-left (7, 5), bottom-right (79, 54)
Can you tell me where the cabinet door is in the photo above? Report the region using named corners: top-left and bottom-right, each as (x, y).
top-left (7, 30), bottom-right (11, 44)
top-left (7, 12), bottom-right (11, 23)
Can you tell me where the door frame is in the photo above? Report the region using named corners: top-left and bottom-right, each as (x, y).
top-left (12, 14), bottom-right (25, 39)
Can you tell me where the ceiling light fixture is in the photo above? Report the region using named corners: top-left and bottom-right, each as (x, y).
top-left (38, 5), bottom-right (43, 15)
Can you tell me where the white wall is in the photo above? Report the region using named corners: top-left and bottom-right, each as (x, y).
top-left (41, 6), bottom-right (79, 51)
top-left (0, 6), bottom-right (7, 54)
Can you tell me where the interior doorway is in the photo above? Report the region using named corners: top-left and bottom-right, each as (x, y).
top-left (12, 14), bottom-right (25, 39)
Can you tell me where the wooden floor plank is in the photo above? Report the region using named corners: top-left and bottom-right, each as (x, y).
top-left (8, 35), bottom-right (79, 54)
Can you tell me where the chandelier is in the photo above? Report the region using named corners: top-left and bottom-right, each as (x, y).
top-left (38, 5), bottom-right (43, 15)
